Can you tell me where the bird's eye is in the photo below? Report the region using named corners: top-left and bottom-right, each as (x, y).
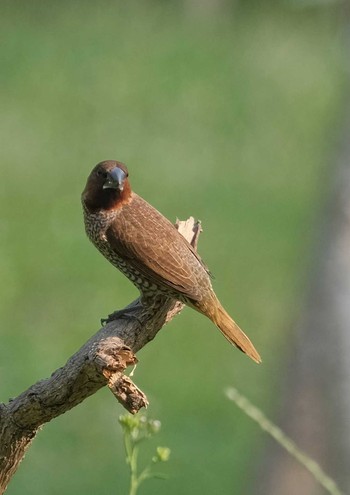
top-left (97, 169), bottom-right (107, 178)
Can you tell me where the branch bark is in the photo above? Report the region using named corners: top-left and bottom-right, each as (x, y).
top-left (0, 217), bottom-right (202, 494)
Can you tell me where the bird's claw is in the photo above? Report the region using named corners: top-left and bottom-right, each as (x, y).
top-left (101, 310), bottom-right (123, 325)
top-left (101, 308), bottom-right (143, 327)
top-left (101, 316), bottom-right (110, 326)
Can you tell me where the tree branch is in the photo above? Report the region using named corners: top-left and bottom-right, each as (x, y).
top-left (0, 217), bottom-right (202, 494)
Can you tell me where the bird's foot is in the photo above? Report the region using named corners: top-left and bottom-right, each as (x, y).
top-left (101, 307), bottom-right (143, 326)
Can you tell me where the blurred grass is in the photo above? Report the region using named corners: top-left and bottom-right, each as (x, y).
top-left (0, 1), bottom-right (345, 494)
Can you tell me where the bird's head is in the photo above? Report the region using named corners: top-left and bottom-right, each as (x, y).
top-left (82, 160), bottom-right (131, 211)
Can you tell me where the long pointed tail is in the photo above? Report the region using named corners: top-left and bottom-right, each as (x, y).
top-left (205, 299), bottom-right (261, 363)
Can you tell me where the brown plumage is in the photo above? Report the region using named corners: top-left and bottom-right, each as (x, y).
top-left (82, 160), bottom-right (261, 363)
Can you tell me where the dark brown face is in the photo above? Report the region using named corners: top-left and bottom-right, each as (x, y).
top-left (82, 160), bottom-right (131, 211)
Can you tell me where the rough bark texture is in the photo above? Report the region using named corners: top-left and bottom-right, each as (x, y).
top-left (0, 217), bottom-right (201, 495)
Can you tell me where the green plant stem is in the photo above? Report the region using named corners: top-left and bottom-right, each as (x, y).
top-left (137, 466), bottom-right (152, 484)
top-left (129, 446), bottom-right (139, 495)
top-left (124, 433), bottom-right (140, 495)
top-left (226, 387), bottom-right (344, 495)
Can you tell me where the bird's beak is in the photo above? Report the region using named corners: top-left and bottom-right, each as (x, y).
top-left (103, 167), bottom-right (127, 191)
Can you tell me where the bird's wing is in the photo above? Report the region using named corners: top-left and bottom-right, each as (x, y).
top-left (106, 195), bottom-right (212, 300)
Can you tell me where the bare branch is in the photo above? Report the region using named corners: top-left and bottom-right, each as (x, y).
top-left (0, 217), bottom-right (201, 494)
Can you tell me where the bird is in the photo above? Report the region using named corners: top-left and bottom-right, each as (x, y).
top-left (82, 160), bottom-right (261, 363)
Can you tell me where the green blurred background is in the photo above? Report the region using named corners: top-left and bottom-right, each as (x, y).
top-left (0, 0), bottom-right (346, 493)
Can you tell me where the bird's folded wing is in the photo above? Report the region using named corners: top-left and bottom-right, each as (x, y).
top-left (106, 197), bottom-right (212, 301)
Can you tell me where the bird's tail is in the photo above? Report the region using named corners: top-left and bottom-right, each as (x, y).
top-left (202, 297), bottom-right (261, 364)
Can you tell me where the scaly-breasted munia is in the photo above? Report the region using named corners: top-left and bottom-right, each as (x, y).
top-left (82, 160), bottom-right (261, 363)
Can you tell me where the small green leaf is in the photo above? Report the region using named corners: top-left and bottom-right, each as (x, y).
top-left (153, 447), bottom-right (171, 463)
